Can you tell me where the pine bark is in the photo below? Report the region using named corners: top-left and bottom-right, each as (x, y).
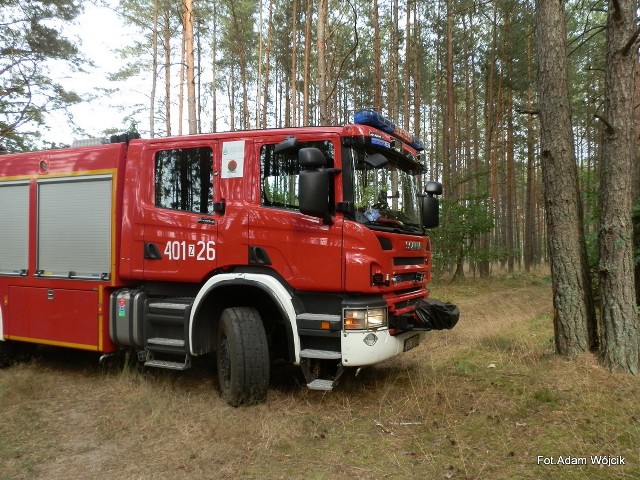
top-left (535, 0), bottom-right (596, 356)
top-left (163, 9), bottom-right (172, 135)
top-left (524, 30), bottom-right (535, 272)
top-left (149, 0), bottom-right (158, 138)
top-left (373, 0), bottom-right (382, 112)
top-left (598, 0), bottom-right (639, 373)
top-left (317, 0), bottom-right (328, 125)
top-left (303, 0), bottom-right (312, 125)
top-left (211, 5), bottom-right (217, 132)
top-left (290, 0), bottom-right (298, 127)
top-left (262, 0), bottom-right (274, 129)
top-left (184, 0), bottom-right (197, 134)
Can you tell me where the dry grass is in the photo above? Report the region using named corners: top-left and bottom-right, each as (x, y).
top-left (1, 274), bottom-right (639, 479)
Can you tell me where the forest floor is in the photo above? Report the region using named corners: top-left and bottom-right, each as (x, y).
top-left (1, 273), bottom-right (639, 479)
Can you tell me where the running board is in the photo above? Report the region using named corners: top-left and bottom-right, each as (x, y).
top-left (307, 379), bottom-right (335, 391)
top-left (299, 349), bottom-right (341, 360)
top-left (148, 337), bottom-right (185, 348)
top-left (144, 354), bottom-right (192, 371)
top-left (303, 362), bottom-right (345, 391)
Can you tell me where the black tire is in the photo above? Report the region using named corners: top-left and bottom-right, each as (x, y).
top-left (216, 307), bottom-right (269, 406)
top-left (0, 341), bottom-right (36, 368)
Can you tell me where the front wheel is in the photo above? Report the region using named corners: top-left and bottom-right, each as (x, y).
top-left (216, 307), bottom-right (269, 406)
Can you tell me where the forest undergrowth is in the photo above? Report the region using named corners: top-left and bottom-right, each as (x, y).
top-left (1, 273), bottom-right (638, 479)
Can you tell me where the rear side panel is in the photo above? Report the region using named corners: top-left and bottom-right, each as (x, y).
top-left (0, 143), bottom-right (127, 352)
top-left (8, 286), bottom-right (99, 350)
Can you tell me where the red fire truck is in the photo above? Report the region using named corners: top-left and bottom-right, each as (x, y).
top-left (0, 110), bottom-right (454, 406)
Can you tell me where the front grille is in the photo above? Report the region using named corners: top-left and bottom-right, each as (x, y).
top-left (393, 272), bottom-right (425, 283)
top-left (394, 257), bottom-right (426, 266)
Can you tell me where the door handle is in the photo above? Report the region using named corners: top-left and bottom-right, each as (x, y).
top-left (144, 242), bottom-right (162, 260)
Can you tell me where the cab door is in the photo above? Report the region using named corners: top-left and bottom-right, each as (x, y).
top-left (141, 142), bottom-right (218, 283)
top-left (248, 137), bottom-right (343, 292)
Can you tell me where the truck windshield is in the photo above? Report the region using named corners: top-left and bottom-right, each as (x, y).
top-left (348, 146), bottom-right (422, 233)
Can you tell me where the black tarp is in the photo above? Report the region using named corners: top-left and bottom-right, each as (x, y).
top-left (413, 298), bottom-right (460, 330)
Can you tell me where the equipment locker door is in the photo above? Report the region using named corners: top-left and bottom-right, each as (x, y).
top-left (141, 143), bottom-right (218, 282)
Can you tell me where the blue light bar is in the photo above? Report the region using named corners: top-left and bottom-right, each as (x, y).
top-left (353, 109), bottom-right (425, 151)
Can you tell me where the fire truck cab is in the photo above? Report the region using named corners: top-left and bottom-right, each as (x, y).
top-left (0, 111), bottom-right (449, 406)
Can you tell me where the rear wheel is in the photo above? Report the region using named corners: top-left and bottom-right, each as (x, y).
top-left (216, 307), bottom-right (269, 406)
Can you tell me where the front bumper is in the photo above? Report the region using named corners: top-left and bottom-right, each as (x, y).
top-left (341, 329), bottom-right (427, 367)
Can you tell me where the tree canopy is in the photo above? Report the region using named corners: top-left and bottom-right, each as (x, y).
top-left (0, 0), bottom-right (85, 151)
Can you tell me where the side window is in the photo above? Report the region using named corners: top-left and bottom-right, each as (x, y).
top-left (155, 147), bottom-right (213, 214)
top-left (260, 140), bottom-right (334, 210)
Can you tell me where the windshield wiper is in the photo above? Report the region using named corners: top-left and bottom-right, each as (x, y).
top-left (364, 219), bottom-right (425, 235)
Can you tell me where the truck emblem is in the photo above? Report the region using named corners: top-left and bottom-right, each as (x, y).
top-left (405, 241), bottom-right (422, 251)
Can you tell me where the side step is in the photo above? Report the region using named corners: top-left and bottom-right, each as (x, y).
top-left (144, 354), bottom-right (192, 371)
top-left (307, 379), bottom-right (336, 391)
top-left (300, 349), bottom-right (341, 360)
top-left (147, 337), bottom-right (185, 348)
top-left (300, 353), bottom-right (345, 391)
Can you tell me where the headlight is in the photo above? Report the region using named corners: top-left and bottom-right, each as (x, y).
top-left (367, 308), bottom-right (387, 329)
top-left (343, 307), bottom-right (388, 331)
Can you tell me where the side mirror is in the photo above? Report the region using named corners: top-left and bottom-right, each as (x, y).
top-left (299, 147), bottom-right (327, 168)
top-left (299, 170), bottom-right (330, 218)
top-left (298, 147), bottom-right (330, 220)
top-left (421, 195), bottom-right (440, 229)
top-left (421, 181), bottom-right (442, 229)
top-left (274, 135), bottom-right (299, 154)
top-left (425, 180), bottom-right (443, 195)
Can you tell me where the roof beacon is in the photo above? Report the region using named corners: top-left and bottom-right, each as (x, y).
top-left (353, 109), bottom-right (425, 152)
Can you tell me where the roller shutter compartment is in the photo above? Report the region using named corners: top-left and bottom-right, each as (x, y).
top-left (0, 182), bottom-right (29, 276)
top-left (37, 175), bottom-right (112, 280)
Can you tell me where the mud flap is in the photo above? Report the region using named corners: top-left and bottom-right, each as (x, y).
top-left (413, 299), bottom-right (460, 330)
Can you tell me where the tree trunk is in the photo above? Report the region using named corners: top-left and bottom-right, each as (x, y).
top-left (163, 9), bottom-right (172, 136)
top-left (256, 2), bottom-right (264, 129)
top-left (632, 54), bottom-right (640, 303)
top-left (535, 0), bottom-right (596, 357)
top-left (178, 27), bottom-right (186, 136)
top-left (183, 0), bottom-right (197, 135)
top-left (443, 0), bottom-right (455, 195)
top-left (504, 9), bottom-right (515, 273)
top-left (373, 0), bottom-right (382, 112)
top-left (149, 0), bottom-right (158, 138)
top-left (412, 0), bottom-right (421, 140)
top-left (317, 0), bottom-right (328, 125)
top-left (402, 0), bottom-right (411, 131)
top-left (524, 30), bottom-right (535, 273)
top-left (211, 4), bottom-right (217, 132)
top-left (262, 0), bottom-right (274, 129)
top-left (598, 0), bottom-right (639, 373)
top-left (479, 3), bottom-right (497, 279)
top-left (290, 0), bottom-right (298, 127)
top-left (303, 0), bottom-right (312, 125)
top-left (388, 0), bottom-right (399, 122)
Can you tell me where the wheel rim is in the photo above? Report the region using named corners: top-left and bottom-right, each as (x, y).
top-left (219, 333), bottom-right (231, 389)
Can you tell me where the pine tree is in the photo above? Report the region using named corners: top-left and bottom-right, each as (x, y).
top-left (0, 0), bottom-right (84, 150)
